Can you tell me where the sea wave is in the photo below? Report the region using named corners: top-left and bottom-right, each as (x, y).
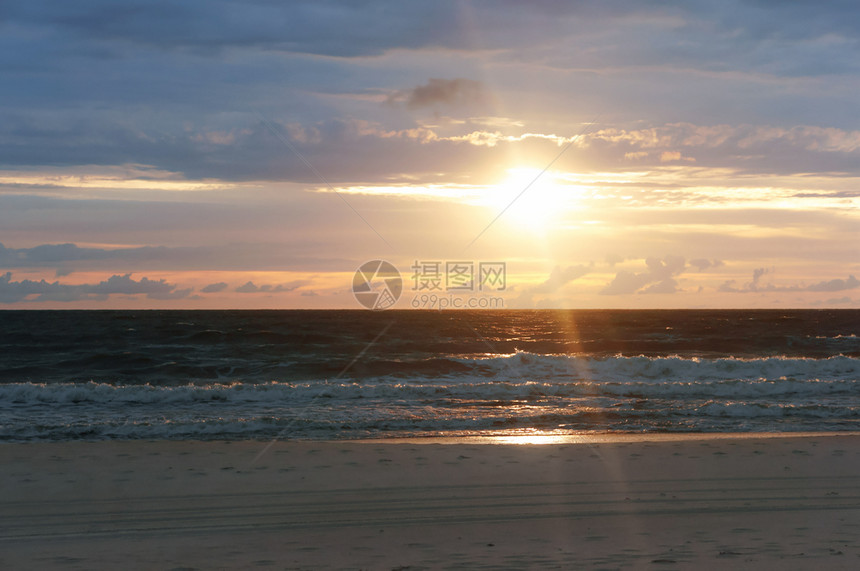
top-left (1, 354), bottom-right (857, 406)
top-left (450, 351), bottom-right (860, 382)
top-left (3, 352), bottom-right (858, 441)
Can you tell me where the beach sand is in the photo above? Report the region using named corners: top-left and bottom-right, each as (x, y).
top-left (2, 434), bottom-right (859, 570)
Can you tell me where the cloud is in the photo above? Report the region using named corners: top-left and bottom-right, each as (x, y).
top-left (624, 151), bottom-right (649, 160)
top-left (8, 1), bottom-right (859, 69)
top-left (443, 131), bottom-right (574, 148)
top-left (0, 241), bottom-right (352, 273)
top-left (508, 265), bottom-right (591, 308)
top-left (823, 296), bottom-right (854, 305)
top-left (807, 275), bottom-right (859, 292)
top-left (6, 111), bottom-right (860, 187)
top-left (235, 280), bottom-right (309, 293)
top-left (605, 254), bottom-right (632, 267)
top-left (600, 271), bottom-right (655, 295)
top-left (512, 264), bottom-right (589, 308)
top-left (387, 78), bottom-right (492, 110)
top-left (719, 270), bottom-right (859, 293)
top-left (148, 287), bottom-right (194, 300)
top-left (658, 150), bottom-right (694, 163)
top-left (600, 255), bottom-right (686, 295)
top-left (271, 280), bottom-right (310, 292)
top-left (3, 1), bottom-right (860, 182)
top-left (689, 258), bottom-right (724, 272)
top-left (235, 281), bottom-right (261, 293)
top-left (585, 123), bottom-right (860, 174)
top-left (2, 1), bottom-right (481, 59)
top-left (752, 267), bottom-right (769, 287)
top-left (718, 267), bottom-right (771, 292)
top-left (0, 241), bottom-right (176, 270)
top-left (0, 242), bottom-right (111, 265)
top-left (201, 282), bottom-right (228, 293)
top-left (0, 272), bottom-right (191, 303)
top-left (640, 278), bottom-right (679, 294)
top-left (530, 265), bottom-right (590, 295)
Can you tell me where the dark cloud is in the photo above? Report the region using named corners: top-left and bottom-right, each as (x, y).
top-left (2, 1), bottom-right (859, 180)
top-left (0, 241), bottom-right (163, 266)
top-left (806, 275), bottom-right (859, 293)
top-left (235, 280), bottom-right (309, 294)
top-left (0, 114), bottom-right (507, 182)
top-left (148, 287), bottom-right (194, 300)
top-left (273, 282), bottom-right (307, 292)
top-left (600, 256), bottom-right (686, 295)
top-left (6, 1), bottom-right (859, 64)
top-left (7, 111), bottom-right (860, 185)
top-left (201, 282), bottom-right (228, 293)
top-left (0, 271), bottom-right (190, 303)
top-left (235, 281), bottom-right (260, 293)
top-left (388, 79), bottom-right (492, 110)
top-left (0, 241), bottom-right (352, 273)
top-left (0, 1), bottom-right (676, 66)
top-left (702, 0), bottom-right (860, 44)
top-left (2, 1), bottom-right (470, 58)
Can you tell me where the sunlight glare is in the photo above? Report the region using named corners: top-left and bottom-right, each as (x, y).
top-left (494, 432), bottom-right (574, 445)
top-left (487, 168), bottom-right (581, 232)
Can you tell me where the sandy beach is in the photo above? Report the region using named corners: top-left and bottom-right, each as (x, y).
top-left (2, 434), bottom-right (859, 570)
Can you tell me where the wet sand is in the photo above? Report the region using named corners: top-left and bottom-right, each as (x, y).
top-left (2, 434), bottom-right (859, 569)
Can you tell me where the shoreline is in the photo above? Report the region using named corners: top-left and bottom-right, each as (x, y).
top-left (353, 430), bottom-right (860, 445)
top-left (3, 429), bottom-right (860, 449)
top-left (3, 434), bottom-right (860, 569)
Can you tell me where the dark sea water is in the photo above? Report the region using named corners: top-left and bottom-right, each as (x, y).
top-left (1, 309), bottom-right (858, 441)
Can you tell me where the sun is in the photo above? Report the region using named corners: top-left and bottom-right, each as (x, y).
top-left (486, 167), bottom-right (578, 232)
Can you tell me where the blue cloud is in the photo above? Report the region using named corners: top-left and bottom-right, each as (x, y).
top-left (0, 271), bottom-right (191, 303)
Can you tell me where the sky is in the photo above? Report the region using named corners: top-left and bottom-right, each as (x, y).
top-left (1, 0), bottom-right (858, 309)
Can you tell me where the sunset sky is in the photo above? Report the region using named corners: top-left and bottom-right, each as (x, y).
top-left (1, 0), bottom-right (858, 309)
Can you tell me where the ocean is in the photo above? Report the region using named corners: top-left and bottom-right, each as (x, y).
top-left (1, 309), bottom-right (858, 441)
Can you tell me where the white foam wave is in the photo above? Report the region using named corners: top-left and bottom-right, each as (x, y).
top-left (456, 352), bottom-right (860, 382)
top-left (1, 359), bottom-right (858, 407)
